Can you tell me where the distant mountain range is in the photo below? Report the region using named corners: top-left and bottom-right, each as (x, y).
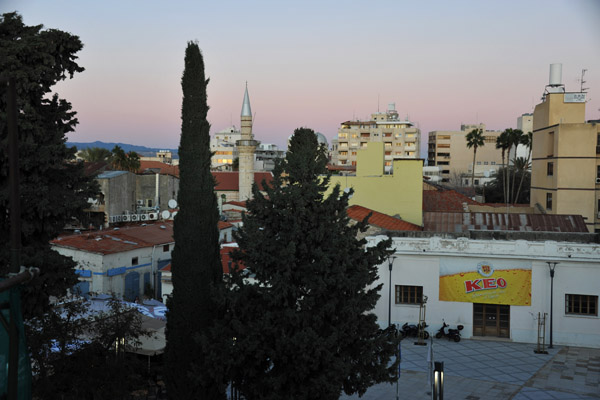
top-left (67, 141), bottom-right (178, 158)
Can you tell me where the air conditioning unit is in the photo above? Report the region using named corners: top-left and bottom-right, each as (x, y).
top-left (130, 214), bottom-right (139, 222)
top-left (115, 215), bottom-right (123, 223)
top-left (110, 215), bottom-right (118, 223)
top-left (140, 214), bottom-right (149, 221)
top-left (136, 200), bottom-right (144, 206)
top-left (148, 212), bottom-right (158, 220)
top-left (595, 177), bottom-right (600, 184)
top-left (122, 215), bottom-right (130, 222)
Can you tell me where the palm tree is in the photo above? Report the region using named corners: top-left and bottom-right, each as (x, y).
top-left (513, 131), bottom-right (532, 204)
top-left (111, 145), bottom-right (129, 170)
top-left (506, 129), bottom-right (523, 204)
top-left (466, 128), bottom-right (485, 189)
top-left (495, 131), bottom-right (510, 203)
top-left (126, 151), bottom-right (140, 172)
top-left (80, 147), bottom-right (112, 162)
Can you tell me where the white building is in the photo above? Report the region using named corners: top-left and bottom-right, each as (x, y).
top-left (368, 233), bottom-right (600, 348)
top-left (52, 223), bottom-right (175, 301)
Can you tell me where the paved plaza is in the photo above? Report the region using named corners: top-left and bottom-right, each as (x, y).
top-left (340, 338), bottom-right (600, 400)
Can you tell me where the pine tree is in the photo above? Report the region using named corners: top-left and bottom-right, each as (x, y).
top-left (0, 12), bottom-right (99, 317)
top-left (227, 128), bottom-right (399, 400)
top-left (165, 42), bottom-right (226, 399)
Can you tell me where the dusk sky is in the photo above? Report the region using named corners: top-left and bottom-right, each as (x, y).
top-left (3, 1), bottom-right (600, 156)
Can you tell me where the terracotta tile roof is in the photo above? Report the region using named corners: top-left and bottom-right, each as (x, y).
top-left (347, 205), bottom-right (422, 231)
top-left (137, 162), bottom-right (273, 192)
top-left (138, 161), bottom-right (180, 177)
top-left (161, 263), bottom-right (171, 272)
top-left (220, 246), bottom-right (246, 273)
top-left (83, 161), bottom-right (111, 176)
top-left (213, 172), bottom-right (273, 191)
top-left (218, 221), bottom-right (234, 230)
top-left (422, 189), bottom-right (482, 212)
top-left (52, 223), bottom-right (175, 254)
top-left (225, 201), bottom-right (247, 208)
top-left (423, 212), bottom-right (589, 233)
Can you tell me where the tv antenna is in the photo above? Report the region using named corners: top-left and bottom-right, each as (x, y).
top-left (577, 69), bottom-right (589, 92)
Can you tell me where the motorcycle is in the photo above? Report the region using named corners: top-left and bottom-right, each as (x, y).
top-left (435, 321), bottom-right (464, 342)
top-left (400, 321), bottom-right (430, 339)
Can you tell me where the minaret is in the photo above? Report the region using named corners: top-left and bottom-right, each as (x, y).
top-left (237, 83), bottom-right (258, 201)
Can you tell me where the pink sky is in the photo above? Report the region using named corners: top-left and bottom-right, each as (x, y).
top-left (4, 0), bottom-right (600, 156)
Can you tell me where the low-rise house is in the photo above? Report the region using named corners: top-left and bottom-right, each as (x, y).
top-left (52, 223), bottom-right (175, 301)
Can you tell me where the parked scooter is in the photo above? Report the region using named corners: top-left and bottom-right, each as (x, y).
top-left (400, 322), bottom-right (430, 339)
top-left (435, 321), bottom-right (464, 342)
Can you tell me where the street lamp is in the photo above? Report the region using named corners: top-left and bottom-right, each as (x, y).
top-left (388, 255), bottom-right (397, 328)
top-left (546, 262), bottom-right (559, 349)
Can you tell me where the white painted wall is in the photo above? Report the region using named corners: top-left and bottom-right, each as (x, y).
top-left (52, 242), bottom-right (173, 300)
top-left (368, 235), bottom-right (600, 348)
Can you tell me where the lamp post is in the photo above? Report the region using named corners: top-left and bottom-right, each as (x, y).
top-left (546, 262), bottom-right (559, 349)
top-left (388, 256), bottom-right (397, 328)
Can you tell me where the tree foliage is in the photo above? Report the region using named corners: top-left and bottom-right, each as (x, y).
top-left (227, 127), bottom-right (399, 400)
top-left (26, 297), bottom-right (150, 399)
top-left (465, 128), bottom-right (485, 189)
top-left (482, 167), bottom-right (531, 204)
top-left (111, 145), bottom-right (140, 172)
top-left (79, 146), bottom-right (113, 162)
top-left (165, 42), bottom-right (226, 399)
top-left (0, 12), bottom-right (99, 317)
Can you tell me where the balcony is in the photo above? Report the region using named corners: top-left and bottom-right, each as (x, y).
top-left (404, 136), bottom-right (416, 143)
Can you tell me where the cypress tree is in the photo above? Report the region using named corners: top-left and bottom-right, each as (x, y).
top-left (165, 42), bottom-right (225, 399)
top-left (228, 128), bottom-right (399, 400)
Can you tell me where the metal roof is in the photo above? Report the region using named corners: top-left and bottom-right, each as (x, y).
top-left (423, 212), bottom-right (589, 233)
top-left (97, 170), bottom-right (128, 179)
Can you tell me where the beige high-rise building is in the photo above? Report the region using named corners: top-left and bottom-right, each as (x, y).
top-left (237, 85), bottom-right (258, 201)
top-left (427, 124), bottom-right (504, 185)
top-left (530, 64), bottom-right (599, 232)
top-left (330, 103), bottom-right (420, 172)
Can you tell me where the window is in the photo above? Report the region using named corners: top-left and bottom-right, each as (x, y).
top-left (395, 285), bottom-right (423, 304)
top-left (132, 257), bottom-right (138, 266)
top-left (547, 162), bottom-right (554, 176)
top-left (474, 179), bottom-right (479, 185)
top-left (546, 193), bottom-right (553, 210)
top-left (565, 294), bottom-right (598, 316)
top-left (484, 161), bottom-right (489, 165)
top-left (597, 165), bottom-right (600, 179)
top-left (476, 161), bottom-right (482, 165)
top-left (491, 161), bottom-right (496, 165)
top-left (163, 244), bottom-right (169, 252)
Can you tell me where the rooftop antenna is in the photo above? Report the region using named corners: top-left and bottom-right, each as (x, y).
top-left (578, 69), bottom-right (589, 92)
top-left (377, 94), bottom-right (380, 112)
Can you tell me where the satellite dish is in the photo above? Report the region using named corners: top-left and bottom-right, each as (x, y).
top-left (161, 210), bottom-right (171, 220)
top-left (168, 199), bottom-right (178, 209)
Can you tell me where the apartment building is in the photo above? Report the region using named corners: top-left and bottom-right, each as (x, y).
top-left (428, 124), bottom-right (503, 185)
top-left (330, 104), bottom-right (420, 171)
top-left (530, 65), bottom-right (600, 232)
top-left (210, 125), bottom-right (241, 170)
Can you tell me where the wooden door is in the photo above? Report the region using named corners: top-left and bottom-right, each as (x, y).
top-left (473, 303), bottom-right (510, 338)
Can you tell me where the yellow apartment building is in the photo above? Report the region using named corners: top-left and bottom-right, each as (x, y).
top-left (427, 124), bottom-right (504, 185)
top-left (328, 142), bottom-right (423, 226)
top-left (530, 91), bottom-right (600, 232)
top-left (330, 103), bottom-right (421, 171)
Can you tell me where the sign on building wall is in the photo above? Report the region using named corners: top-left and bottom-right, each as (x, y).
top-left (439, 258), bottom-right (531, 306)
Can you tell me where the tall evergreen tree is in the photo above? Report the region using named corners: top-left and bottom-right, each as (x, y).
top-left (0, 12), bottom-right (99, 317)
top-left (227, 128), bottom-right (399, 400)
top-left (165, 42), bottom-right (225, 399)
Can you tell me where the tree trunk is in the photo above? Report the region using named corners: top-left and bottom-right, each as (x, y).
top-left (471, 146), bottom-right (477, 189)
